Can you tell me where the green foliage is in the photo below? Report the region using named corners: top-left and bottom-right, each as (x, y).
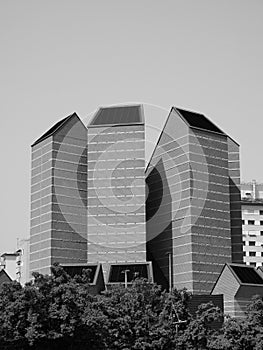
top-left (1, 265), bottom-right (263, 349)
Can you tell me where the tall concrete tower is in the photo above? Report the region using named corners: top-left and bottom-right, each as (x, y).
top-left (146, 107), bottom-right (243, 294)
top-left (87, 105), bottom-right (148, 278)
top-left (30, 113), bottom-right (87, 275)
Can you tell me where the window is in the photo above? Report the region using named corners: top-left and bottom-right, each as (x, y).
top-left (261, 252), bottom-right (263, 257)
top-left (250, 262), bottom-right (256, 267)
top-left (261, 231), bottom-right (263, 236)
top-left (260, 221), bottom-right (263, 225)
top-left (260, 210), bottom-right (263, 215)
top-left (243, 252), bottom-right (246, 256)
top-left (243, 241), bottom-right (246, 246)
top-left (249, 241), bottom-right (256, 246)
top-left (248, 220), bottom-right (255, 225)
top-left (249, 252), bottom-right (256, 257)
top-left (242, 220), bottom-right (245, 225)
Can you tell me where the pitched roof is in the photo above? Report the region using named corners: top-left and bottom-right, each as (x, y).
top-left (89, 105), bottom-right (144, 127)
top-left (175, 107), bottom-right (225, 135)
top-left (229, 264), bottom-right (263, 285)
top-left (32, 113), bottom-right (77, 146)
top-left (0, 269), bottom-right (12, 283)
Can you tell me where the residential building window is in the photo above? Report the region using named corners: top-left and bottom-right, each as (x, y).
top-left (250, 262), bottom-right (256, 267)
top-left (260, 221), bottom-right (263, 225)
top-left (248, 220), bottom-right (255, 225)
top-left (261, 252), bottom-right (263, 257)
top-left (249, 252), bottom-right (256, 257)
top-left (249, 241), bottom-right (256, 246)
top-left (243, 241), bottom-right (246, 246)
top-left (261, 231), bottom-right (263, 236)
top-left (243, 252), bottom-right (246, 256)
top-left (260, 210), bottom-right (263, 215)
top-left (242, 220), bottom-right (245, 225)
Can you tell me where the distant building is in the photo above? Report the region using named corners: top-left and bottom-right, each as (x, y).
top-left (241, 180), bottom-right (263, 267)
top-left (30, 105), bottom-right (243, 294)
top-left (0, 238), bottom-right (30, 285)
top-left (16, 238), bottom-right (30, 285)
top-left (0, 252), bottom-right (18, 280)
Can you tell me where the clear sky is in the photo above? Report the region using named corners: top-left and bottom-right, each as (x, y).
top-left (1, 0), bottom-right (263, 253)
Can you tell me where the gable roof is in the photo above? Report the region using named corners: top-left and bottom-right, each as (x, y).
top-left (174, 107), bottom-right (226, 135)
top-left (89, 105), bottom-right (144, 127)
top-left (211, 263), bottom-right (263, 295)
top-left (0, 269), bottom-right (12, 284)
top-left (32, 112), bottom-right (78, 146)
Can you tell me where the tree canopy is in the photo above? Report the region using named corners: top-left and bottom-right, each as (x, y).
top-left (0, 264), bottom-right (262, 350)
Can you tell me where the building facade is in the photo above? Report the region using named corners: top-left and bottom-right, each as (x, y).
top-left (241, 181), bottom-right (263, 267)
top-left (0, 252), bottom-right (18, 280)
top-left (146, 107), bottom-right (243, 293)
top-left (30, 113), bottom-right (87, 275)
top-left (16, 238), bottom-right (30, 285)
top-left (87, 106), bottom-right (147, 277)
top-left (30, 105), bottom-right (243, 293)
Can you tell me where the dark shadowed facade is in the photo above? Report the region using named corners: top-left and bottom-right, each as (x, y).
top-left (145, 107), bottom-right (243, 293)
top-left (30, 105), bottom-right (243, 293)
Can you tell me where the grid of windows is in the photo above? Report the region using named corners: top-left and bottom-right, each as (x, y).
top-left (242, 202), bottom-right (263, 268)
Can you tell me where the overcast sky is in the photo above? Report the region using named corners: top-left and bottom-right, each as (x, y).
top-left (1, 0), bottom-right (263, 253)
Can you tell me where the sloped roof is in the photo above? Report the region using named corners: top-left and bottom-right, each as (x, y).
top-left (32, 113), bottom-right (77, 146)
top-left (89, 105), bottom-right (144, 127)
top-left (0, 269), bottom-right (12, 283)
top-left (229, 264), bottom-right (263, 285)
top-left (213, 263), bottom-right (263, 289)
top-left (175, 107), bottom-right (225, 135)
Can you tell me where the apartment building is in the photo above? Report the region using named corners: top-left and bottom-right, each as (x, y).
top-left (242, 181), bottom-right (263, 267)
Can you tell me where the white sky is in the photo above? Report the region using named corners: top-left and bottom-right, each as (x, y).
top-left (1, 0), bottom-right (263, 252)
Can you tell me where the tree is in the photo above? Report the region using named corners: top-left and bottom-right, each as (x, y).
top-left (96, 279), bottom-right (191, 350)
top-left (178, 302), bottom-right (223, 350)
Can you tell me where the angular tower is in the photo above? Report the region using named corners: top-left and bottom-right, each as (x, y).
top-left (30, 113), bottom-right (87, 275)
top-left (29, 104), bottom-right (242, 292)
top-left (87, 105), bottom-right (151, 281)
top-left (146, 107), bottom-right (243, 294)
